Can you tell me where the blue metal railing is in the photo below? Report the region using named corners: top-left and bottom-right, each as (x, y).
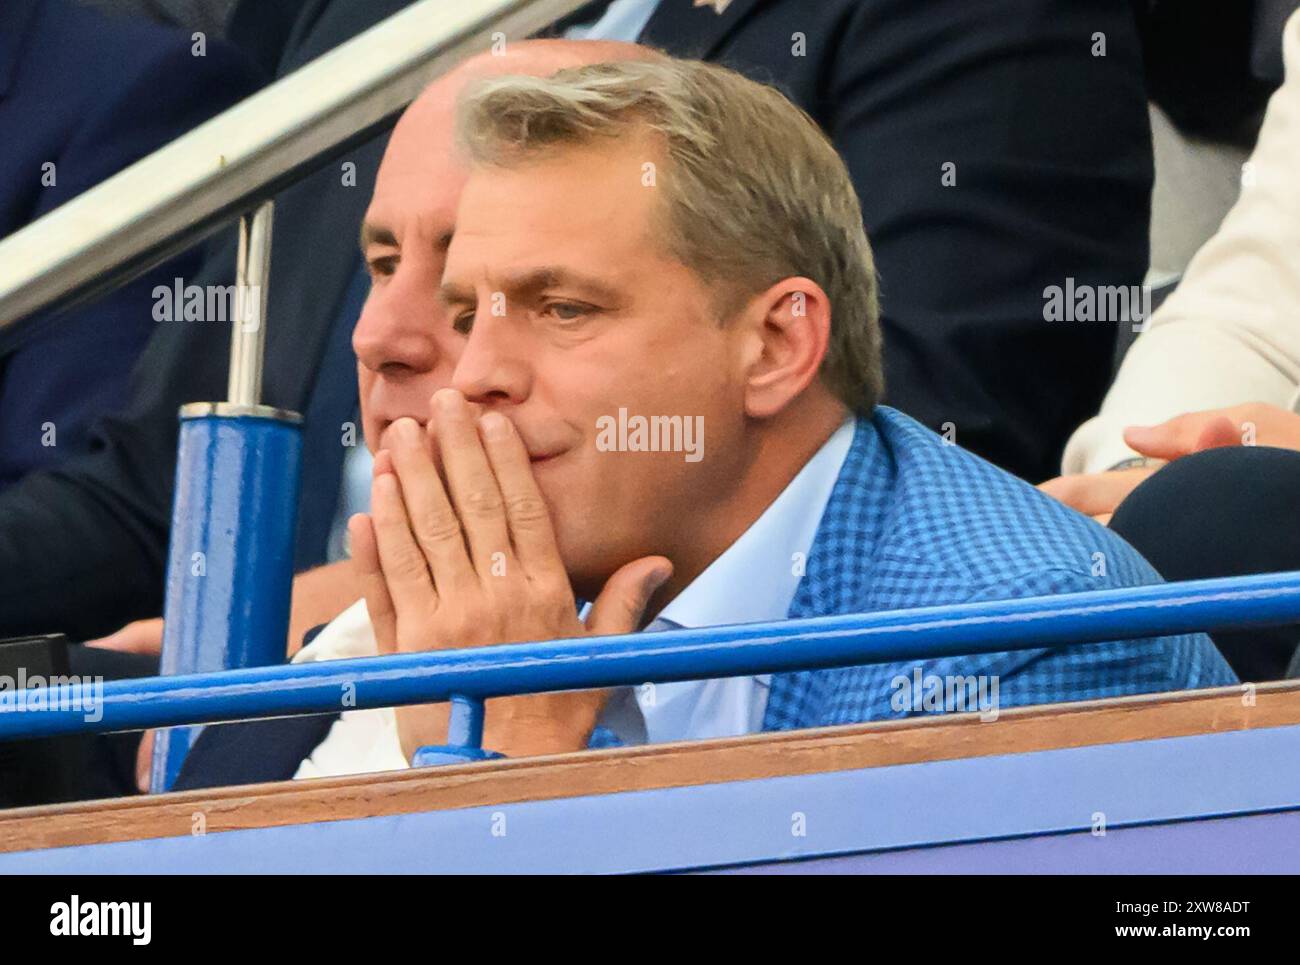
top-left (3, 570), bottom-right (1299, 747)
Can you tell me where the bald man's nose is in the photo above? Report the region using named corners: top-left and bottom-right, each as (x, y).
top-left (352, 282), bottom-right (441, 375)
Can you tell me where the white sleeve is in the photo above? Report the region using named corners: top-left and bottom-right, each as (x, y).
top-left (1062, 10), bottom-right (1300, 474)
top-left (289, 598), bottom-right (411, 779)
top-left (293, 707), bottom-right (410, 780)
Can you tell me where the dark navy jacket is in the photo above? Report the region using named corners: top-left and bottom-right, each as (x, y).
top-left (0, 0), bottom-right (261, 487)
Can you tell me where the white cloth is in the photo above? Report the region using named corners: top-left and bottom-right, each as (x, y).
top-left (1062, 9), bottom-right (1300, 475)
top-left (292, 418), bottom-right (854, 779)
top-left (292, 600), bottom-right (409, 779)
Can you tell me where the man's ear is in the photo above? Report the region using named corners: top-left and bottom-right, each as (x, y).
top-left (740, 277), bottom-right (832, 419)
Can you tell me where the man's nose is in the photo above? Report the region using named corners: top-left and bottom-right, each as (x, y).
top-left (450, 314), bottom-right (532, 406)
top-left (352, 275), bottom-right (441, 376)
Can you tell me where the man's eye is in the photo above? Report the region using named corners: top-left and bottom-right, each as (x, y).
top-left (452, 311), bottom-right (474, 335)
top-left (366, 255), bottom-right (397, 278)
top-left (545, 302), bottom-right (590, 322)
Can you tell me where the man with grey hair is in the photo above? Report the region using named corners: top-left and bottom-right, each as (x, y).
top-left (178, 55), bottom-right (1232, 786)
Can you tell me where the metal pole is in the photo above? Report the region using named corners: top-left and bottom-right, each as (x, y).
top-left (150, 199), bottom-right (301, 791)
top-left (227, 202), bottom-right (273, 406)
top-left (4, 570), bottom-right (1299, 741)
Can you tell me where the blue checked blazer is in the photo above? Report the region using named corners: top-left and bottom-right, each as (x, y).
top-left (594, 407), bottom-right (1235, 747)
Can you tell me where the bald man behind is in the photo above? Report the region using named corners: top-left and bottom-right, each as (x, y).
top-left (289, 39), bottom-right (664, 653)
top-left (139, 40), bottom-right (660, 791)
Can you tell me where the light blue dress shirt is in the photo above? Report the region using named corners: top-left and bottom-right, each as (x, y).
top-left (327, 426), bottom-right (374, 562)
top-left (564, 0), bottom-right (661, 41)
top-left (598, 418), bottom-right (856, 745)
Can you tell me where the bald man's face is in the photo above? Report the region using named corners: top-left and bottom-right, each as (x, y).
top-left (353, 95), bottom-right (468, 457)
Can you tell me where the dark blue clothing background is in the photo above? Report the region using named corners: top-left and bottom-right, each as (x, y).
top-left (0, 0), bottom-right (261, 488)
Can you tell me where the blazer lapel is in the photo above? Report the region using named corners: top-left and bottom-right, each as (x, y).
top-left (639, 0), bottom-right (768, 59)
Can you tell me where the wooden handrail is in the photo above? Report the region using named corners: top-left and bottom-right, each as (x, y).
top-left (3, 680), bottom-right (1297, 854)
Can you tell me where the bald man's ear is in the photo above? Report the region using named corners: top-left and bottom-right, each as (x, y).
top-left (740, 277), bottom-right (832, 419)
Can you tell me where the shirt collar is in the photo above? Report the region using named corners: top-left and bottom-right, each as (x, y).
top-left (655, 417), bottom-right (856, 630)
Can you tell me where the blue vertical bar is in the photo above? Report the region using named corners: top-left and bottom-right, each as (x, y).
top-left (411, 695), bottom-right (504, 766)
top-left (151, 403), bottom-right (302, 791)
top-left (446, 695), bottom-right (486, 748)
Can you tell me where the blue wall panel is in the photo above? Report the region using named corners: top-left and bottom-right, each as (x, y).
top-left (712, 809), bottom-right (1300, 874)
top-left (4, 724), bottom-right (1298, 874)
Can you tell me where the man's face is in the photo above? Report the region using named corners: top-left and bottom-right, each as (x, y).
top-left (358, 127), bottom-right (752, 596)
top-left (354, 96), bottom-right (468, 455)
